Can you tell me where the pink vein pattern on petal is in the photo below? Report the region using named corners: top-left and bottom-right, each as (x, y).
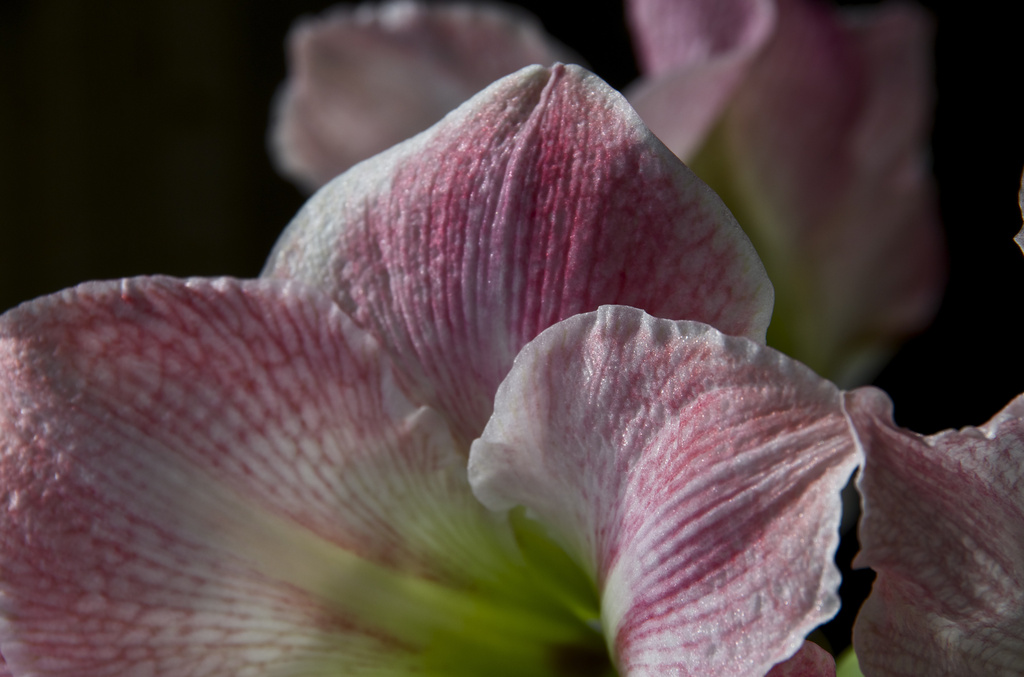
top-left (263, 64), bottom-right (773, 446)
top-left (691, 0), bottom-right (943, 383)
top-left (468, 306), bottom-right (860, 676)
top-left (766, 642), bottom-right (836, 677)
top-left (625, 0), bottom-right (776, 159)
top-left (847, 387), bottom-right (1024, 677)
top-left (0, 277), bottom-right (510, 675)
top-left (271, 0), bottom-right (581, 190)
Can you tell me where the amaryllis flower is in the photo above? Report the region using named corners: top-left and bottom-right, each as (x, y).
top-left (271, 0), bottom-right (944, 384)
top-left (1, 65), bottom-right (860, 675)
top-left (846, 387), bottom-right (1024, 676)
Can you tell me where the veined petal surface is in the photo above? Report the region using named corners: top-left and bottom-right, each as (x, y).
top-left (0, 277), bottom-right (514, 675)
top-left (625, 0), bottom-right (776, 159)
top-left (264, 64), bottom-right (773, 445)
top-left (469, 306), bottom-right (860, 676)
top-left (271, 0), bottom-right (580, 190)
top-left (689, 0), bottom-right (943, 384)
top-left (847, 387), bottom-right (1024, 676)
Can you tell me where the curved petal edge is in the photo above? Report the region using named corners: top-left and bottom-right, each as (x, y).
top-left (848, 387), bottom-right (1024, 677)
top-left (469, 306), bottom-right (860, 676)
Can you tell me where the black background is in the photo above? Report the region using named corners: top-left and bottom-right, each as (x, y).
top-left (2, 0), bottom-right (1022, 658)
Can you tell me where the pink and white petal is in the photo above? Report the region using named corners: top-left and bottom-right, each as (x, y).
top-left (767, 642), bottom-right (837, 677)
top-left (271, 0), bottom-right (581, 190)
top-left (690, 0), bottom-right (943, 383)
top-left (468, 306), bottom-right (860, 676)
top-left (847, 387), bottom-right (1024, 676)
top-left (0, 277), bottom-right (511, 674)
top-left (625, 0), bottom-right (776, 159)
top-left (264, 64), bottom-right (773, 446)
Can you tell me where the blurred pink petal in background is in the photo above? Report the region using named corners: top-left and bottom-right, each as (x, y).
top-left (662, 0), bottom-right (944, 384)
top-left (271, 0), bottom-right (580, 189)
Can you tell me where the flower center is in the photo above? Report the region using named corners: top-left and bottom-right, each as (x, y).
top-left (413, 509), bottom-right (616, 676)
top-left (309, 508), bottom-right (617, 676)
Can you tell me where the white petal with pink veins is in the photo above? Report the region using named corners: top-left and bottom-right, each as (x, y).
top-left (264, 64), bottom-right (772, 446)
top-left (469, 306), bottom-right (860, 676)
top-left (0, 277), bottom-right (522, 675)
top-left (848, 387), bottom-right (1024, 676)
